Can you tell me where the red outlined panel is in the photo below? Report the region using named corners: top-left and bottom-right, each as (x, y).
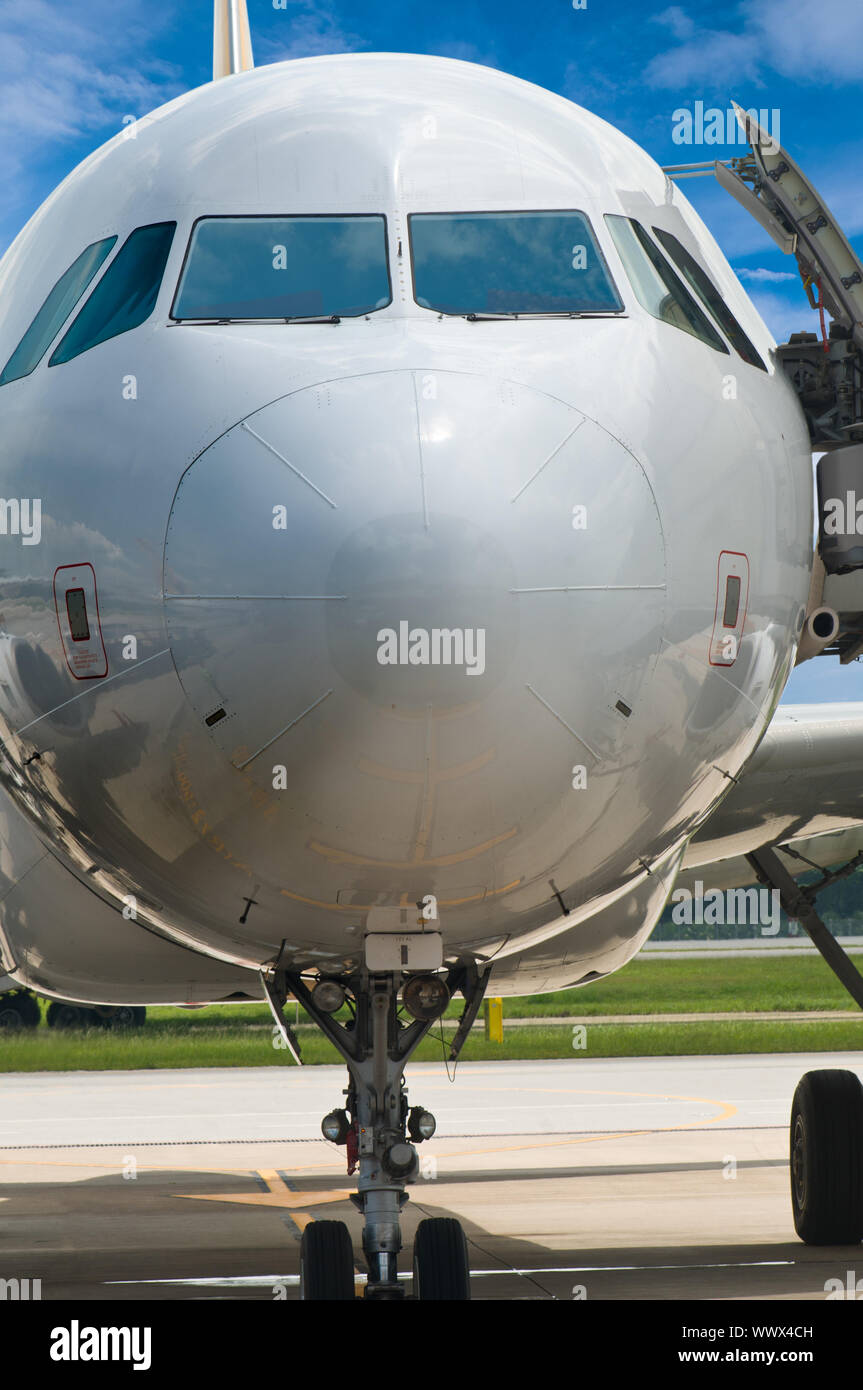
top-left (53, 563), bottom-right (108, 679)
top-left (709, 550), bottom-right (750, 667)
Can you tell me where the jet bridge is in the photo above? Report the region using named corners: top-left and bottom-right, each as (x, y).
top-left (666, 104), bottom-right (863, 656)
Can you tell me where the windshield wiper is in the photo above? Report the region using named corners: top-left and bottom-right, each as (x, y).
top-left (173, 314), bottom-right (342, 325)
top-left (461, 311), bottom-right (624, 321)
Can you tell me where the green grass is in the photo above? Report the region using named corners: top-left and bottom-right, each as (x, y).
top-left (500, 953), bottom-right (863, 1017)
top-left (3, 955), bottom-right (862, 1071)
top-left (2, 1016), bottom-right (863, 1072)
top-left (141, 953), bottom-right (863, 1025)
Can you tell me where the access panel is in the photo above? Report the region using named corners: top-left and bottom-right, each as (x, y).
top-left (53, 562), bottom-right (108, 679)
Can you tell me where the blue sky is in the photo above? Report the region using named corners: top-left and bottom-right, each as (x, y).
top-left (1, 0), bottom-right (861, 701)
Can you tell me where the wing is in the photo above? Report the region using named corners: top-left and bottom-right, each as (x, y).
top-left (681, 702), bottom-right (863, 891)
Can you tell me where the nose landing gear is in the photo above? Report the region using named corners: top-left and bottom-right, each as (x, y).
top-left (263, 961), bottom-right (489, 1299)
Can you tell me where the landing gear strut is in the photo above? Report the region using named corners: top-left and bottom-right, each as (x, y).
top-left (263, 960), bottom-right (489, 1299)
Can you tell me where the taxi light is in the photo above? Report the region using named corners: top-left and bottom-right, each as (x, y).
top-left (408, 1106), bottom-right (437, 1141)
top-left (402, 974), bottom-right (450, 1021)
top-left (312, 979), bottom-right (346, 1013)
top-left (321, 1109), bottom-right (351, 1144)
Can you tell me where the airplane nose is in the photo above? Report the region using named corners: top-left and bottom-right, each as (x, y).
top-left (164, 369), bottom-right (666, 907)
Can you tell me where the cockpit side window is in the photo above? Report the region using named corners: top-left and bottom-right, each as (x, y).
top-left (605, 215), bottom-right (728, 353)
top-left (0, 237), bottom-right (117, 386)
top-left (651, 226), bottom-right (767, 372)
top-left (409, 211), bottom-right (623, 316)
top-left (49, 222), bottom-right (176, 366)
top-left (171, 216), bottom-right (392, 321)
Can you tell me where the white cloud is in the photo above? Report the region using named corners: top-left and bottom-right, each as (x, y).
top-left (256, 1), bottom-right (364, 62)
top-left (646, 0), bottom-right (863, 90)
top-left (750, 0), bottom-right (863, 85)
top-left (645, 24), bottom-right (759, 90)
top-left (736, 268), bottom-right (798, 284)
top-left (0, 0), bottom-right (183, 248)
top-left (653, 6), bottom-right (696, 43)
top-left (745, 287), bottom-right (821, 345)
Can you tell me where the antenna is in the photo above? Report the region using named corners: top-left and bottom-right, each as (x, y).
top-left (213, 0), bottom-right (254, 81)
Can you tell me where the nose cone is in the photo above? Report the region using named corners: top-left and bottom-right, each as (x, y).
top-left (328, 511), bottom-right (513, 705)
top-left (164, 370), bottom-right (665, 915)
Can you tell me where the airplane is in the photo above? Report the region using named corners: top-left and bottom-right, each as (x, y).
top-left (1, 0), bottom-right (863, 1300)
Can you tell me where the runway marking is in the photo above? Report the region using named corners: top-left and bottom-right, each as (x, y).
top-left (390, 1089), bottom-right (738, 1167)
top-left (0, 1085), bottom-right (738, 1153)
top-left (104, 1259), bottom-right (797, 1292)
top-left (171, 1168), bottom-right (350, 1222)
top-left (513, 1261), bottom-right (795, 1274)
top-left (0, 1126), bottom-right (778, 1165)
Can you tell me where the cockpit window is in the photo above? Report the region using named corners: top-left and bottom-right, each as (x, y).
top-left (171, 216), bottom-right (392, 320)
top-left (0, 237), bottom-right (117, 386)
top-left (409, 211), bottom-right (623, 316)
top-left (651, 226), bottom-right (767, 372)
top-left (49, 222), bottom-right (176, 366)
top-left (605, 215), bottom-right (728, 353)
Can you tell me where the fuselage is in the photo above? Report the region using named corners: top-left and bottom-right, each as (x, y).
top-left (0, 54), bottom-right (813, 997)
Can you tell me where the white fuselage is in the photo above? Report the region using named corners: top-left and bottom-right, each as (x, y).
top-left (0, 54), bottom-right (812, 1002)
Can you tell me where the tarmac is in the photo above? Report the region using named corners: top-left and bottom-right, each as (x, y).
top-left (1, 1053), bottom-right (861, 1300)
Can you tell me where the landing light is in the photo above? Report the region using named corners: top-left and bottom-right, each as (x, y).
top-left (408, 1106), bottom-right (437, 1141)
top-left (312, 979), bottom-right (346, 1013)
top-left (321, 1109), bottom-right (351, 1145)
top-left (402, 974), bottom-right (450, 1021)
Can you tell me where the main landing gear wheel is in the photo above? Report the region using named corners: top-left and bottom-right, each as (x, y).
top-left (46, 1002), bottom-right (102, 1029)
top-left (299, 1220), bottom-right (356, 1301)
top-left (790, 1069), bottom-right (863, 1244)
top-left (0, 992), bottom-right (40, 1029)
top-left (412, 1217), bottom-right (471, 1300)
top-left (108, 1006), bottom-right (146, 1029)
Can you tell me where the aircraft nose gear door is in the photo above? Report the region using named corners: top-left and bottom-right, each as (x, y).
top-left (262, 960), bottom-right (490, 1299)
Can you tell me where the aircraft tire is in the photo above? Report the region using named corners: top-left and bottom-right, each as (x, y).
top-left (412, 1217), bottom-right (471, 1300)
top-left (0, 991), bottom-right (41, 1029)
top-left (791, 1069), bottom-right (863, 1244)
top-left (107, 1005), bottom-right (147, 1028)
top-left (46, 1002), bottom-right (103, 1029)
top-left (299, 1220), bottom-right (355, 1300)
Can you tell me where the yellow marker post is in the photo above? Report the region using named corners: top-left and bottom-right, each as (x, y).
top-left (484, 996), bottom-right (503, 1043)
